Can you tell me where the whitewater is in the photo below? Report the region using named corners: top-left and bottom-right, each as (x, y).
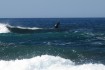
top-left (0, 23), bottom-right (42, 34)
top-left (0, 23), bottom-right (10, 33)
top-left (0, 55), bottom-right (105, 70)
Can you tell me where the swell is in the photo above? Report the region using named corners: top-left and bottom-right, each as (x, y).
top-left (6, 24), bottom-right (44, 34)
top-left (0, 23), bottom-right (63, 34)
top-left (0, 23), bottom-right (45, 34)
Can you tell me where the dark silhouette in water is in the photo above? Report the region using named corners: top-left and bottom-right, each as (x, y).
top-left (54, 21), bottom-right (60, 28)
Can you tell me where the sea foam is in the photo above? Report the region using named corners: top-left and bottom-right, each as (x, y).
top-left (0, 23), bottom-right (10, 33)
top-left (0, 55), bottom-right (105, 70)
top-left (7, 25), bottom-right (42, 30)
top-left (0, 23), bottom-right (43, 33)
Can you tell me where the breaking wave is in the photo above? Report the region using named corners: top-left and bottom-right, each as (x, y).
top-left (0, 23), bottom-right (10, 33)
top-left (7, 25), bottom-right (42, 30)
top-left (0, 55), bottom-right (105, 70)
top-left (0, 23), bottom-right (42, 33)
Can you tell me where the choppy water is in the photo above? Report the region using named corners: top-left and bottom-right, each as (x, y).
top-left (0, 18), bottom-right (105, 70)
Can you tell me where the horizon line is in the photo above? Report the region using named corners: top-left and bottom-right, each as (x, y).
top-left (0, 17), bottom-right (105, 19)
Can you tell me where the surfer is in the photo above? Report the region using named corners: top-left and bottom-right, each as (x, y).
top-left (54, 21), bottom-right (60, 28)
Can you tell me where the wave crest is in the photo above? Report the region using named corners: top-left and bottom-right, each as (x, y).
top-left (0, 23), bottom-right (10, 33)
top-left (7, 25), bottom-right (42, 30)
top-left (0, 55), bottom-right (105, 70)
top-left (0, 23), bottom-right (42, 33)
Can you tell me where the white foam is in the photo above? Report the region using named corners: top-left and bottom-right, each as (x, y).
top-left (16, 26), bottom-right (42, 30)
top-left (0, 55), bottom-right (105, 70)
top-left (8, 25), bottom-right (42, 30)
top-left (0, 23), bottom-right (10, 33)
top-left (0, 23), bottom-right (43, 33)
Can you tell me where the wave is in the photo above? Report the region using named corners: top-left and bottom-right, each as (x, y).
top-left (0, 23), bottom-right (66, 34)
top-left (7, 25), bottom-right (42, 30)
top-left (0, 23), bottom-right (10, 33)
top-left (6, 25), bottom-right (43, 34)
top-left (6, 25), bottom-right (63, 34)
top-left (0, 55), bottom-right (105, 70)
top-left (0, 23), bottom-right (43, 34)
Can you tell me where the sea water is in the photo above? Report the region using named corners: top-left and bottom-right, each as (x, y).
top-left (0, 18), bottom-right (105, 70)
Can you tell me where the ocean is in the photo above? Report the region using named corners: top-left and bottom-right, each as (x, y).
top-left (0, 18), bottom-right (105, 70)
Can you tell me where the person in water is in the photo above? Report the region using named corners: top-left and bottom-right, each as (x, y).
top-left (54, 21), bottom-right (60, 28)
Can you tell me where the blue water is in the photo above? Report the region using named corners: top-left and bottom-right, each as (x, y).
top-left (0, 18), bottom-right (105, 70)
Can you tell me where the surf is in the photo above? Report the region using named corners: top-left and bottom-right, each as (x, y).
top-left (0, 23), bottom-right (43, 34)
top-left (0, 23), bottom-right (10, 33)
top-left (6, 25), bottom-right (43, 34)
top-left (6, 22), bottom-right (61, 34)
top-left (0, 22), bottom-right (63, 34)
top-left (0, 55), bottom-right (105, 70)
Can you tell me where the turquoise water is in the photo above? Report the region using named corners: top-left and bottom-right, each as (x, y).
top-left (0, 18), bottom-right (105, 70)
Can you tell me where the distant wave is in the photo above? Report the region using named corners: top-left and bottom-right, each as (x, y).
top-left (7, 24), bottom-right (43, 34)
top-left (7, 25), bottom-right (42, 30)
top-left (0, 55), bottom-right (105, 70)
top-left (0, 23), bottom-right (66, 34)
top-left (0, 23), bottom-right (10, 33)
top-left (6, 25), bottom-right (62, 34)
top-left (0, 23), bottom-right (43, 34)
